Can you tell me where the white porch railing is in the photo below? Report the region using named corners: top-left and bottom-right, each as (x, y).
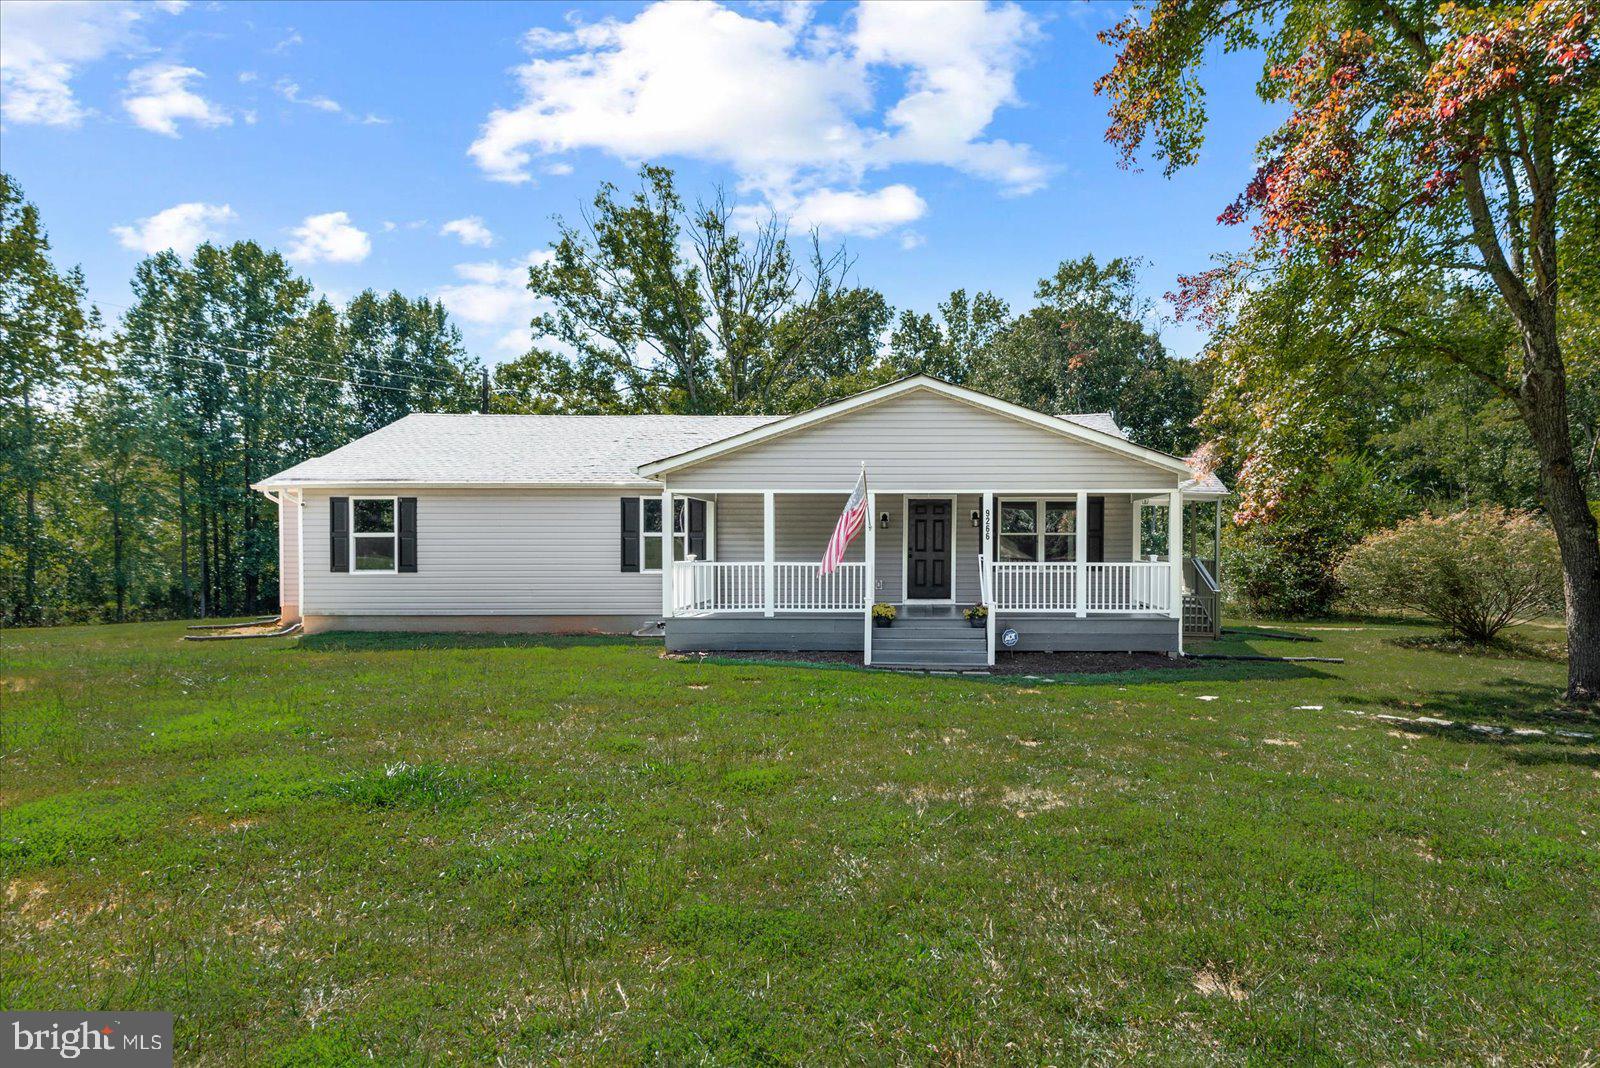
top-left (992, 561), bottom-right (1171, 614)
top-left (774, 562), bottom-right (867, 612)
top-left (671, 561), bottom-right (866, 615)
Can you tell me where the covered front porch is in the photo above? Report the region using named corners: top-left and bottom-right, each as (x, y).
top-left (656, 487), bottom-right (1220, 665)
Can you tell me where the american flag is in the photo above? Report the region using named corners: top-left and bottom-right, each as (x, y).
top-left (820, 467), bottom-right (868, 575)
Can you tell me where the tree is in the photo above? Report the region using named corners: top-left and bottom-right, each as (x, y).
top-left (971, 256), bottom-right (1205, 454)
top-left (0, 173), bottom-right (103, 623)
top-left (343, 290), bottom-right (480, 434)
top-left (1338, 507), bottom-right (1563, 641)
top-left (888, 289), bottom-right (1011, 383)
top-left (75, 380), bottom-right (165, 622)
top-left (527, 165), bottom-right (875, 414)
top-left (120, 242), bottom-right (313, 616)
top-left (1099, 0), bottom-right (1600, 700)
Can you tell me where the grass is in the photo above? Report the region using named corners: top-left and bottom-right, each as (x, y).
top-left (1, 616), bottom-right (1596, 1064)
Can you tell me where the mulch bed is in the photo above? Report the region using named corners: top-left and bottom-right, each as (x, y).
top-left (675, 649), bottom-right (1198, 676)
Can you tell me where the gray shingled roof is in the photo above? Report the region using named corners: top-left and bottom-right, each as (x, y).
top-left (1058, 413), bottom-right (1125, 438)
top-left (255, 408), bottom-right (1217, 491)
top-left (258, 413), bottom-right (778, 488)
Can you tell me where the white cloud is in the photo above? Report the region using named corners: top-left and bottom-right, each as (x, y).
top-left (468, 0), bottom-right (1047, 230)
top-left (440, 216), bottom-right (495, 248)
top-left (275, 77), bottom-right (341, 113)
top-left (434, 251), bottom-right (553, 355)
top-left (274, 76), bottom-right (387, 125)
top-left (112, 201), bottom-right (236, 254)
top-left (286, 211), bottom-right (371, 264)
top-left (123, 63), bottom-right (230, 136)
top-left (779, 184), bottom-right (926, 238)
top-left (0, 0), bottom-right (182, 127)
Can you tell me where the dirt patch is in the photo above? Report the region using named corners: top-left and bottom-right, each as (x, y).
top-left (1, 676), bottom-right (37, 692)
top-left (1002, 785), bottom-right (1080, 818)
top-left (1192, 967), bottom-right (1250, 1001)
top-left (680, 648), bottom-right (1197, 676)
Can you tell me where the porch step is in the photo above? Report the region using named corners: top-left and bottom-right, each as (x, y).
top-left (874, 644), bottom-right (990, 659)
top-left (872, 615), bottom-right (989, 669)
top-left (880, 618), bottom-right (987, 634)
top-left (872, 635), bottom-right (986, 654)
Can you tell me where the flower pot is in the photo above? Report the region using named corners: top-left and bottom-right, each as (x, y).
top-left (968, 616), bottom-right (985, 628)
top-left (873, 617), bottom-right (893, 628)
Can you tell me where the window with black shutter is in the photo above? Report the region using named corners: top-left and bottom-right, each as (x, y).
top-left (620, 497), bottom-right (641, 572)
top-left (687, 498), bottom-right (707, 559)
top-left (1088, 496), bottom-right (1105, 562)
top-left (398, 497), bottom-right (418, 572)
top-left (330, 496), bottom-right (350, 572)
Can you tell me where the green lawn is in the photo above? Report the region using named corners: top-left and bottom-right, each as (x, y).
top-left (2, 619), bottom-right (1596, 1064)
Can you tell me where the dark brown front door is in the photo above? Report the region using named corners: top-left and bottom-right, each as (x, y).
top-left (906, 499), bottom-right (952, 599)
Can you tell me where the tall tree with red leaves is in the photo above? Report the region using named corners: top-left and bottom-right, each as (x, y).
top-left (1099, 0), bottom-right (1600, 701)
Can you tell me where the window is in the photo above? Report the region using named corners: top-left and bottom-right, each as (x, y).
top-left (998, 500), bottom-right (1037, 561)
top-left (998, 499), bottom-right (1077, 563)
top-left (352, 497), bottom-right (397, 572)
top-left (1043, 500), bottom-right (1077, 562)
top-left (641, 498), bottom-right (665, 571)
top-left (634, 497), bottom-right (700, 572)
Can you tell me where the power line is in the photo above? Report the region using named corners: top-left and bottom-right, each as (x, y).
top-left (7, 319), bottom-right (479, 391)
top-left (129, 347), bottom-right (524, 403)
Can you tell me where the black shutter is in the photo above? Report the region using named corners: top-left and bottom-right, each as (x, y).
top-left (330, 497), bottom-right (349, 572)
top-left (1088, 496), bottom-right (1105, 562)
top-left (620, 497), bottom-right (640, 572)
top-left (398, 497), bottom-right (418, 572)
top-left (687, 498), bottom-right (707, 559)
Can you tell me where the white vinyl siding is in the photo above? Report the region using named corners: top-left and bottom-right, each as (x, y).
top-left (666, 391), bottom-right (1183, 492)
top-left (279, 494), bottom-right (300, 615)
top-left (300, 488), bottom-right (664, 616)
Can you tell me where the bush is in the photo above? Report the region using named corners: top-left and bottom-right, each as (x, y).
top-left (1335, 507), bottom-right (1561, 641)
top-left (1225, 456), bottom-right (1402, 618)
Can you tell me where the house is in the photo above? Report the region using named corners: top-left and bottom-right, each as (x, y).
top-left (254, 376), bottom-right (1225, 668)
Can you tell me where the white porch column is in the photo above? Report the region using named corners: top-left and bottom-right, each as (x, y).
top-left (1075, 490), bottom-right (1089, 617)
top-left (981, 490), bottom-right (994, 593)
top-left (661, 487), bottom-right (674, 618)
top-left (706, 497), bottom-right (717, 561)
top-left (1214, 501), bottom-right (1222, 585)
top-left (1132, 500), bottom-right (1142, 559)
top-left (763, 491), bottom-right (776, 617)
top-left (863, 490), bottom-right (876, 666)
top-left (981, 490), bottom-right (994, 666)
top-left (1168, 489), bottom-right (1183, 619)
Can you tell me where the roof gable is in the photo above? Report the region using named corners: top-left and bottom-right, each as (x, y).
top-left (637, 376), bottom-right (1192, 479)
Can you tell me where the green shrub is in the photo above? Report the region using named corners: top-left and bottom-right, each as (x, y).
top-left (1336, 506), bottom-right (1561, 641)
top-left (1224, 456), bottom-right (1402, 618)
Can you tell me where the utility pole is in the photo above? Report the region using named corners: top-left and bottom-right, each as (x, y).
top-left (479, 368), bottom-right (490, 414)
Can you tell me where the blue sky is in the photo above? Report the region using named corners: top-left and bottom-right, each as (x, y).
top-left (1, 0), bottom-right (1276, 364)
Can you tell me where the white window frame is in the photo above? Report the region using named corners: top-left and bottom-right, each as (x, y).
top-left (634, 496), bottom-right (705, 574)
top-left (996, 498), bottom-right (1078, 564)
top-left (350, 495), bottom-right (399, 575)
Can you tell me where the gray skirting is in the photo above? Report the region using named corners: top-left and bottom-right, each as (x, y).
top-left (665, 614), bottom-right (864, 652)
top-left (994, 614), bottom-right (1180, 653)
